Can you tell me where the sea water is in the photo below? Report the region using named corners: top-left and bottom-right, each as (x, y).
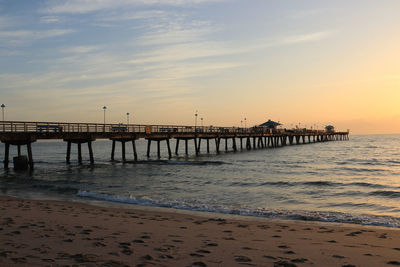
top-left (1, 134), bottom-right (400, 227)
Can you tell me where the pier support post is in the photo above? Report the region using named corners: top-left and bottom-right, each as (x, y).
top-left (225, 138), bottom-right (228, 151)
top-left (132, 140), bottom-right (138, 161)
top-left (122, 141), bottom-right (126, 162)
top-left (4, 143), bottom-right (9, 169)
top-left (194, 138), bottom-right (199, 155)
top-left (27, 142), bottom-right (34, 170)
top-left (88, 141), bottom-right (94, 164)
top-left (197, 138), bottom-right (201, 154)
top-left (207, 139), bottom-right (210, 153)
top-left (64, 137), bottom-right (95, 164)
top-left (232, 137), bottom-right (237, 151)
top-left (157, 140), bottom-right (161, 158)
top-left (253, 137), bottom-right (256, 149)
top-left (185, 139), bottom-right (188, 155)
top-left (246, 137), bottom-right (251, 150)
top-left (147, 139), bottom-right (151, 157)
top-left (215, 138), bottom-right (220, 154)
top-left (77, 143), bottom-right (82, 163)
top-left (66, 141), bottom-right (71, 164)
top-left (111, 140), bottom-right (116, 161)
top-left (166, 139), bottom-right (172, 158)
top-left (175, 139), bottom-right (180, 155)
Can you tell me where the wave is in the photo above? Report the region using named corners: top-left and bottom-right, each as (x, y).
top-left (302, 181), bottom-right (339, 187)
top-left (369, 191), bottom-right (400, 198)
top-left (77, 191), bottom-right (400, 228)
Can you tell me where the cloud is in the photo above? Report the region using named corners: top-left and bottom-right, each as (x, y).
top-left (61, 45), bottom-right (101, 54)
top-left (40, 16), bottom-right (63, 23)
top-left (278, 31), bottom-right (334, 45)
top-left (99, 10), bottom-right (166, 22)
top-left (43, 0), bottom-right (226, 14)
top-left (0, 29), bottom-right (75, 45)
top-left (137, 20), bottom-right (217, 46)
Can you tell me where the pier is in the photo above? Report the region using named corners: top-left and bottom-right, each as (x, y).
top-left (0, 121), bottom-right (349, 170)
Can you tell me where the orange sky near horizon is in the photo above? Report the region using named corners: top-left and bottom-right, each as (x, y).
top-left (1, 1), bottom-right (399, 135)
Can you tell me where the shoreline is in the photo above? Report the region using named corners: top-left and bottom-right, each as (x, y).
top-left (1, 196), bottom-right (400, 266)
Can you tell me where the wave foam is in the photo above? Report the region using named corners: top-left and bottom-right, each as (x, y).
top-left (77, 191), bottom-right (400, 228)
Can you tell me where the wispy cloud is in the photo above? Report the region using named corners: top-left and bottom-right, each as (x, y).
top-left (99, 10), bottom-right (166, 22)
top-left (43, 0), bottom-right (226, 14)
top-left (137, 20), bottom-right (218, 46)
top-left (0, 29), bottom-right (75, 45)
top-left (40, 16), bottom-right (63, 23)
top-left (278, 31), bottom-right (334, 45)
top-left (60, 45), bottom-right (101, 54)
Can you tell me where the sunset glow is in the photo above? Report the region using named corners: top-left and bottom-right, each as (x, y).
top-left (1, 1), bottom-right (399, 134)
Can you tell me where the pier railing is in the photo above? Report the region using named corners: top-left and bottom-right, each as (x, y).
top-left (0, 121), bottom-right (346, 136)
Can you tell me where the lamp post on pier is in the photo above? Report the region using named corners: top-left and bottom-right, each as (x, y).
top-left (102, 106), bottom-right (107, 132)
top-left (241, 120), bottom-right (243, 127)
top-left (201, 117), bottom-right (203, 127)
top-left (126, 112), bottom-right (130, 125)
top-left (1, 104), bottom-right (5, 121)
top-left (244, 117), bottom-right (247, 128)
top-left (194, 110), bottom-right (198, 131)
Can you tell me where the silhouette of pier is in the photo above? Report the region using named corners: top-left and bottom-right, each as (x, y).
top-left (0, 121), bottom-right (349, 170)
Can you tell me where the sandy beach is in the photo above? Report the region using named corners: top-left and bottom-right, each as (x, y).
top-left (1, 196), bottom-right (400, 267)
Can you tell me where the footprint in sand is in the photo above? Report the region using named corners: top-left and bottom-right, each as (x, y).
top-left (273, 260), bottom-right (297, 267)
top-left (291, 258), bottom-right (308, 263)
top-left (190, 253), bottom-right (204, 258)
top-left (142, 254), bottom-right (153, 261)
top-left (196, 249), bottom-right (211, 254)
top-left (332, 255), bottom-right (345, 259)
top-left (234, 255), bottom-right (252, 263)
top-left (191, 261), bottom-right (207, 267)
top-left (379, 233), bottom-right (388, 239)
top-left (278, 245), bottom-right (289, 249)
top-left (346, 231), bottom-right (362, 237)
top-left (387, 261), bottom-right (400, 266)
top-left (284, 251), bottom-right (295, 255)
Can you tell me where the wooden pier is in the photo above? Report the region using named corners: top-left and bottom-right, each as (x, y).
top-left (0, 121), bottom-right (349, 170)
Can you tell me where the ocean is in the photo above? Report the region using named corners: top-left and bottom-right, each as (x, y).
top-left (1, 134), bottom-right (400, 228)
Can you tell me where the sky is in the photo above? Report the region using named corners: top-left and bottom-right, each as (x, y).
top-left (0, 0), bottom-right (399, 134)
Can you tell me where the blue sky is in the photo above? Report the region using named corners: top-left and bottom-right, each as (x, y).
top-left (1, 0), bottom-right (400, 133)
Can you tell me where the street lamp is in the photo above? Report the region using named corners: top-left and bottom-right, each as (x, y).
top-left (244, 117), bottom-right (247, 128)
top-left (1, 104), bottom-right (5, 121)
top-left (194, 110), bottom-right (198, 128)
top-left (103, 106), bottom-right (107, 124)
top-left (126, 112), bottom-right (130, 125)
top-left (201, 117), bottom-right (203, 127)
top-left (241, 120), bottom-right (243, 127)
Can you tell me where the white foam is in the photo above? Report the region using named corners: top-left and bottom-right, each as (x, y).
top-left (77, 190), bottom-right (400, 228)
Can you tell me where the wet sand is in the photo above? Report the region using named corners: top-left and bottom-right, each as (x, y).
top-left (1, 196), bottom-right (400, 266)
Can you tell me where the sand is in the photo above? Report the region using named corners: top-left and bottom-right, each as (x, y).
top-left (1, 196), bottom-right (400, 266)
